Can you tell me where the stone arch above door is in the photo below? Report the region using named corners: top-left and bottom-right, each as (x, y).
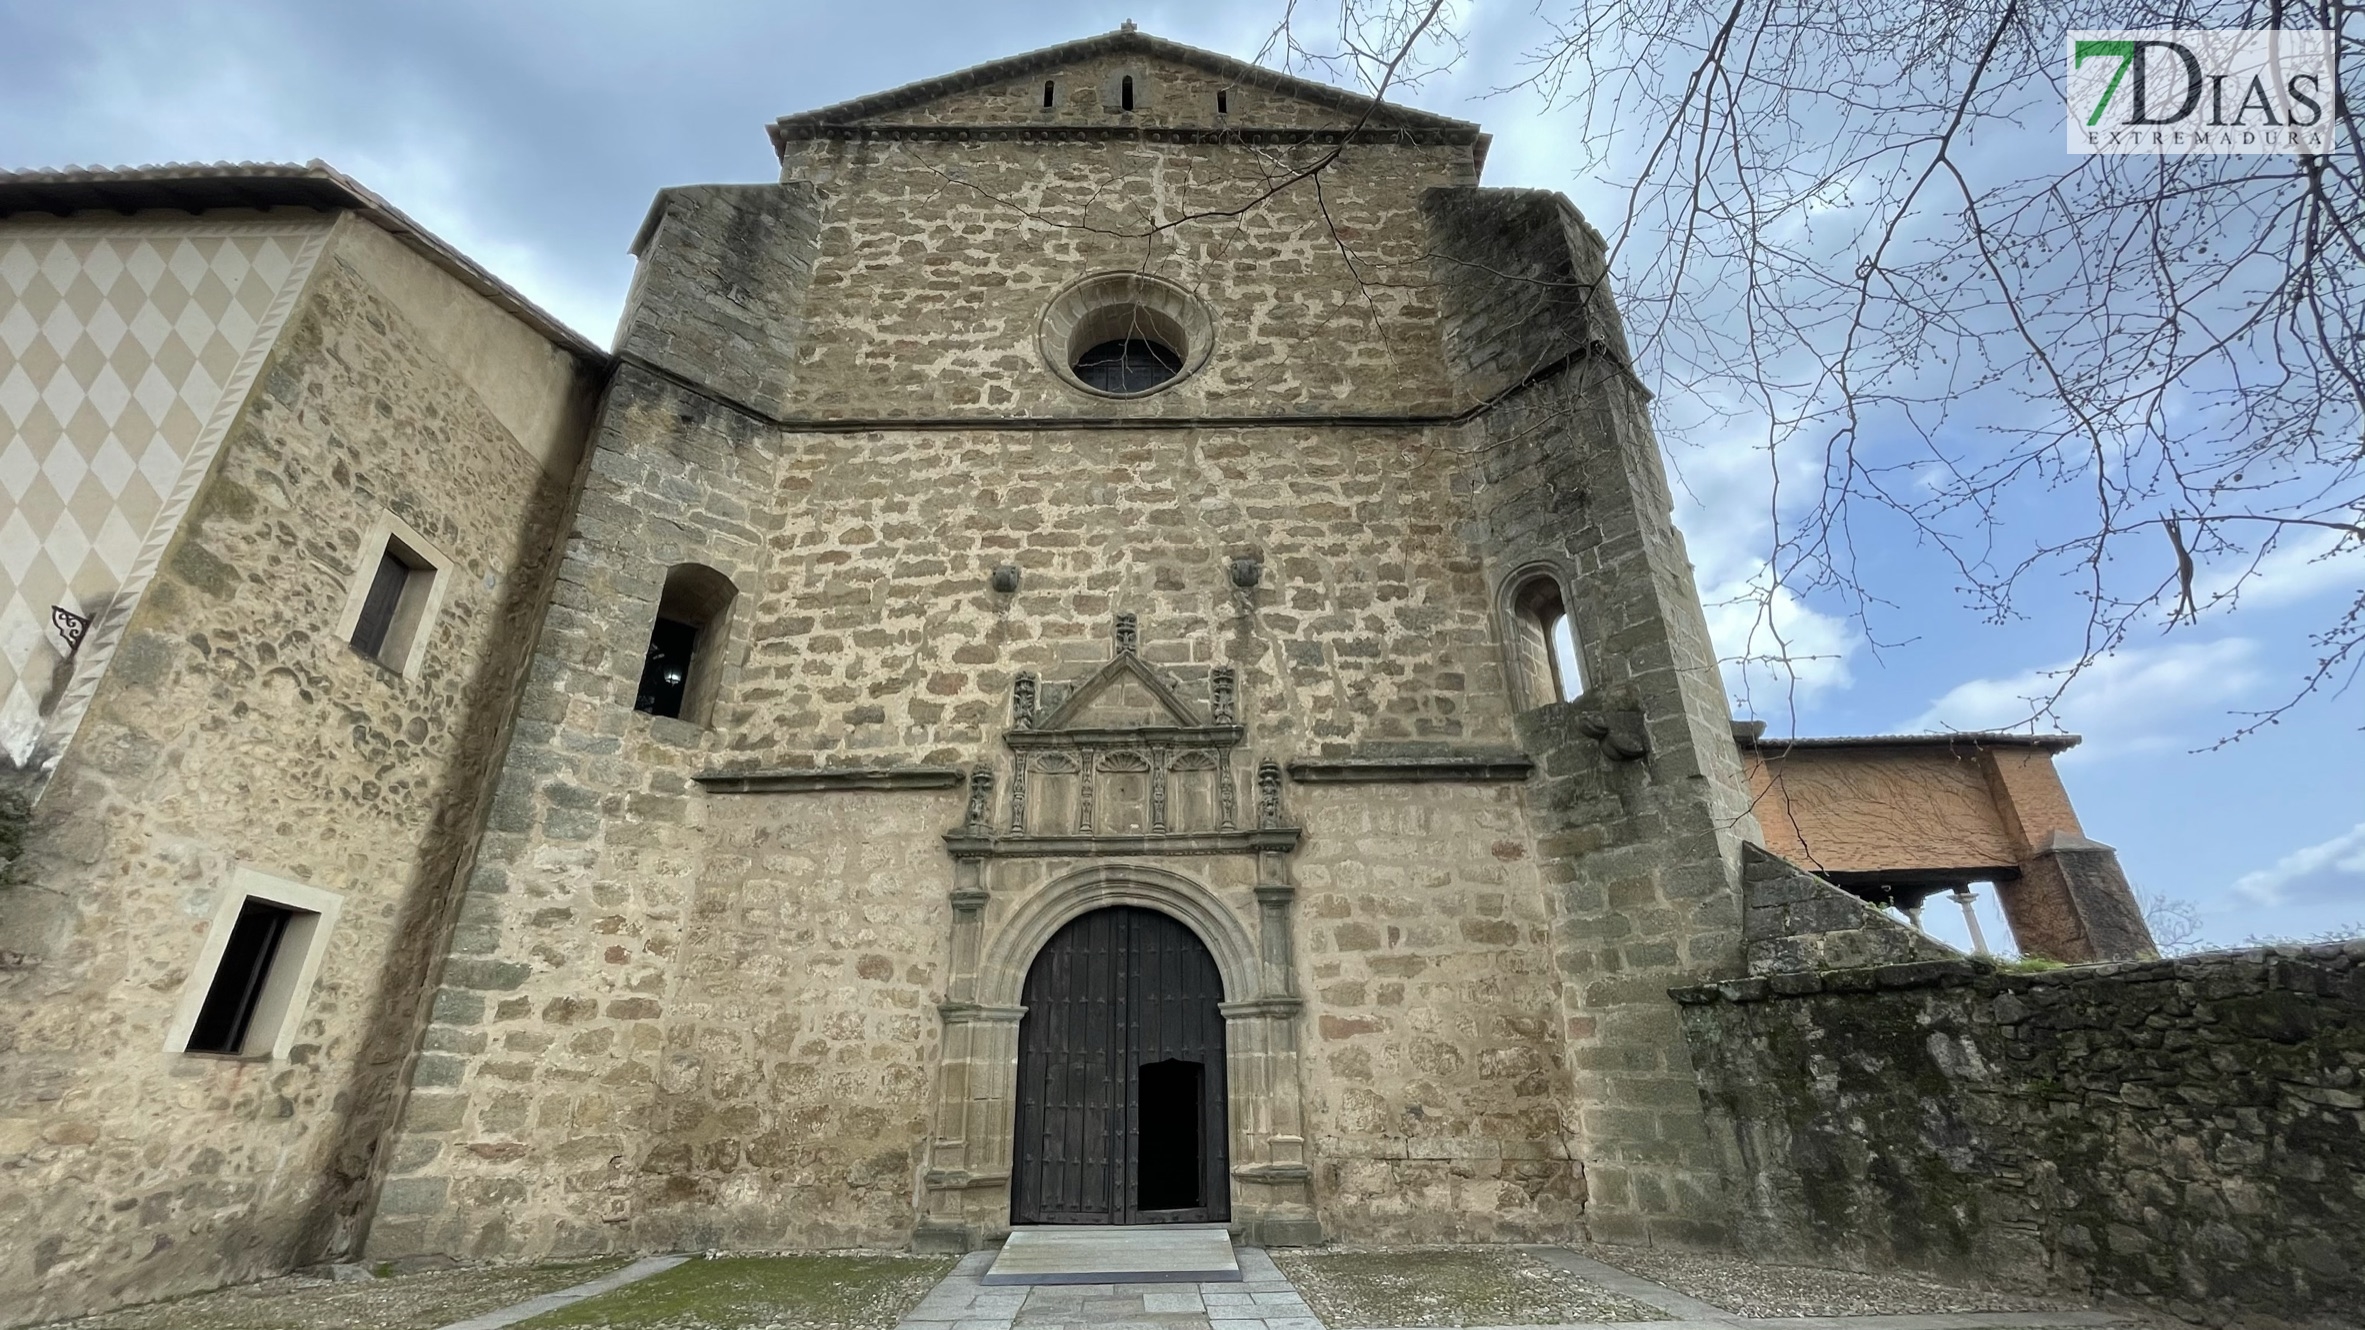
top-left (977, 862), bottom-right (1262, 1009)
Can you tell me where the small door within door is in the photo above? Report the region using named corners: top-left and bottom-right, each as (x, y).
top-left (1011, 907), bottom-right (1229, 1225)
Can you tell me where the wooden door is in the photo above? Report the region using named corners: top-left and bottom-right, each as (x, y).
top-left (1011, 906), bottom-right (1229, 1225)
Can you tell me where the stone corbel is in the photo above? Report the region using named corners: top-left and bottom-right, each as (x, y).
top-left (1575, 688), bottom-right (1651, 760)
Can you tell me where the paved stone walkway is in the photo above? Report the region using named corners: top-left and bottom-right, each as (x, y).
top-left (895, 1245), bottom-right (2133, 1330)
top-left (900, 1249), bottom-right (1320, 1330)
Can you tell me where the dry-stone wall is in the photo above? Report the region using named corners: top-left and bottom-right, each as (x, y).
top-left (1675, 943), bottom-right (2365, 1328)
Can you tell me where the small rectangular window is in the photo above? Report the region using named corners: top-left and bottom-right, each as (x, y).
top-left (185, 899), bottom-right (295, 1055)
top-left (168, 870), bottom-right (341, 1061)
top-left (337, 515), bottom-right (450, 677)
top-left (349, 549), bottom-right (412, 659)
top-left (1216, 89), bottom-right (1229, 115)
top-left (1043, 80), bottom-right (1056, 109)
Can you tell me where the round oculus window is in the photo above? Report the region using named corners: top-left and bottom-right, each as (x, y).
top-left (1039, 272), bottom-right (1214, 399)
top-left (1073, 337), bottom-right (1184, 393)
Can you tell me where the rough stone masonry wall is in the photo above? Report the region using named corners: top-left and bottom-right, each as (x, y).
top-left (772, 129), bottom-right (1471, 417)
top-left (1426, 186), bottom-right (1762, 1248)
top-left (0, 216), bottom-right (588, 1327)
top-left (1674, 944), bottom-right (2365, 1329)
top-left (1736, 844), bottom-right (1966, 976)
top-left (372, 120), bottom-right (1617, 1257)
top-left (1293, 782), bottom-right (1584, 1242)
top-left (363, 368), bottom-right (790, 1263)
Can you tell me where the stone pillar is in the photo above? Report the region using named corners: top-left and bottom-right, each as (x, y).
top-left (2004, 832), bottom-right (2154, 963)
top-left (915, 855), bottom-right (1023, 1253)
top-left (1978, 747), bottom-right (2154, 962)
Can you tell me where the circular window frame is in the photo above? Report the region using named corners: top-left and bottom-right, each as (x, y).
top-left (1039, 272), bottom-right (1215, 400)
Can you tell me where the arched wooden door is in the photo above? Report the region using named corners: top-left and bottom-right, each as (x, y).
top-left (1011, 906), bottom-right (1230, 1225)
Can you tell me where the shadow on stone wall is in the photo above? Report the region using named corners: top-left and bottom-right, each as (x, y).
top-left (1673, 939), bottom-right (2365, 1328)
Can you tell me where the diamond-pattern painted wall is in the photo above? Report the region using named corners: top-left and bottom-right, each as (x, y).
top-left (0, 218), bottom-right (329, 763)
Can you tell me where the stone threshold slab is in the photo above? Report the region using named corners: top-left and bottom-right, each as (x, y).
top-left (983, 1224), bottom-right (1242, 1285)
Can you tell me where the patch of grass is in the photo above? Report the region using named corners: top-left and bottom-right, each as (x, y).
top-left (516, 1254), bottom-right (954, 1330)
top-left (1276, 1247), bottom-right (1669, 1328)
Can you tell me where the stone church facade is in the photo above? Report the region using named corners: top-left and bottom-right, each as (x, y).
top-left (0, 28), bottom-right (2165, 1328)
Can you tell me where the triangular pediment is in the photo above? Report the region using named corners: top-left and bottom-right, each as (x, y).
top-left (1037, 654), bottom-right (1204, 732)
top-left (770, 28), bottom-right (1477, 139)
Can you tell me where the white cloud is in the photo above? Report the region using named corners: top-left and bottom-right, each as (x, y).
top-left (2192, 526), bottom-right (2365, 616)
top-left (2233, 821), bottom-right (2365, 906)
top-left (1705, 562), bottom-right (1859, 711)
top-left (1903, 637), bottom-right (2262, 753)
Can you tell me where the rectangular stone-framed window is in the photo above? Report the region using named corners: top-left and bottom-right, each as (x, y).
top-left (165, 868), bottom-right (343, 1061)
top-left (336, 512), bottom-right (452, 676)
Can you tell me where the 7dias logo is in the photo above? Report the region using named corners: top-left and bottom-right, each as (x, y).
top-left (2069, 30), bottom-right (2336, 153)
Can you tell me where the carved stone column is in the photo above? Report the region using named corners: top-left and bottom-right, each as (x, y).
top-left (1222, 995), bottom-right (1319, 1246)
top-left (1229, 852), bottom-right (1317, 1245)
top-left (916, 1000), bottom-right (1025, 1251)
top-left (917, 860), bottom-right (1026, 1252)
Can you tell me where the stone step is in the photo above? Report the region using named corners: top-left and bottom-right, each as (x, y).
top-left (981, 1224), bottom-right (1242, 1286)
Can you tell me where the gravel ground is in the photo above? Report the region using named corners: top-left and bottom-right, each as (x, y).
top-left (1276, 1247), bottom-right (1671, 1327)
top-left (514, 1254), bottom-right (956, 1330)
top-left (1574, 1245), bottom-right (2088, 1318)
top-left (42, 1258), bottom-right (633, 1330)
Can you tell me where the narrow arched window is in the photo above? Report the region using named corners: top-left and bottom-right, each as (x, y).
top-left (635, 563), bottom-right (737, 724)
top-left (1121, 75), bottom-right (1135, 111)
top-left (1043, 80), bottom-right (1056, 109)
top-left (1506, 571), bottom-right (1584, 707)
top-left (1216, 89), bottom-right (1229, 116)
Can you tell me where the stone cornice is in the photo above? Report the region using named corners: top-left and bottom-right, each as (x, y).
top-left (1286, 752), bottom-right (1535, 784)
top-left (695, 766), bottom-right (965, 794)
top-left (614, 329), bottom-right (1645, 439)
top-left (775, 123), bottom-right (1484, 148)
top-left (943, 828), bottom-right (1302, 858)
top-left (1004, 725), bottom-right (1244, 750)
top-left (936, 1002), bottom-right (1027, 1024)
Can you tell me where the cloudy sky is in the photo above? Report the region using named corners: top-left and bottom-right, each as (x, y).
top-left (4, 0), bottom-right (2357, 950)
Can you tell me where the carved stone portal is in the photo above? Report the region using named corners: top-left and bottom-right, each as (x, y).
top-left (918, 617), bottom-right (1315, 1250)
